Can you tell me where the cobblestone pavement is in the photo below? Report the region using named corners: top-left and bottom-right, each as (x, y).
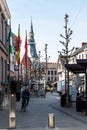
top-left (0, 92), bottom-right (87, 130)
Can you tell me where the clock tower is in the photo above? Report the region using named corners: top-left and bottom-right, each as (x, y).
top-left (28, 18), bottom-right (39, 62)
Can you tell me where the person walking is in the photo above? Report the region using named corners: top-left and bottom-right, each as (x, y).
top-left (21, 86), bottom-right (30, 111)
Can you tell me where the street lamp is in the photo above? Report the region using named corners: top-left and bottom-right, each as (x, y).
top-left (44, 44), bottom-right (50, 95)
top-left (38, 51), bottom-right (41, 81)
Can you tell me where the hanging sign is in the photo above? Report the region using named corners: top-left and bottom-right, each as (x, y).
top-left (14, 65), bottom-right (19, 71)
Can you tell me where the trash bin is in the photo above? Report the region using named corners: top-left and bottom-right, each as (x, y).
top-left (69, 95), bottom-right (72, 107)
top-left (61, 93), bottom-right (66, 107)
top-left (76, 93), bottom-right (82, 112)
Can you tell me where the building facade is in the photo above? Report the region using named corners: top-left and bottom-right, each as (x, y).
top-left (57, 42), bottom-right (87, 93)
top-left (0, 0), bottom-right (10, 90)
top-left (0, 0), bottom-right (18, 107)
top-left (47, 63), bottom-right (58, 83)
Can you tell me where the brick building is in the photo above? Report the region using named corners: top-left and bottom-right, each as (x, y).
top-left (0, 0), bottom-right (18, 107)
top-left (0, 0), bottom-right (10, 89)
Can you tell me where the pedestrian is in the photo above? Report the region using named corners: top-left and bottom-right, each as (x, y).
top-left (26, 87), bottom-right (30, 105)
top-left (50, 86), bottom-right (53, 93)
top-left (21, 86), bottom-right (30, 111)
top-left (0, 87), bottom-right (4, 110)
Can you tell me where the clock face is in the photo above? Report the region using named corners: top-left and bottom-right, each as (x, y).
top-left (29, 33), bottom-right (34, 42)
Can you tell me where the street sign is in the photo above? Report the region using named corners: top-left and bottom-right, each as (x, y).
top-left (14, 65), bottom-right (19, 71)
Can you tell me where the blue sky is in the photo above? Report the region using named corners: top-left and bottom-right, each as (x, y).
top-left (6, 0), bottom-right (87, 62)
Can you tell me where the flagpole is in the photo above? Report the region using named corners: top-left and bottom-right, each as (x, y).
top-left (8, 18), bottom-right (16, 128)
top-left (17, 24), bottom-right (20, 83)
top-left (8, 19), bottom-right (11, 94)
top-left (18, 64), bottom-right (19, 82)
top-left (8, 19), bottom-right (11, 128)
top-left (18, 67), bottom-right (19, 86)
top-left (26, 30), bottom-right (27, 83)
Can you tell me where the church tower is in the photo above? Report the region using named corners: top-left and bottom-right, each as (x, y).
top-left (28, 18), bottom-right (39, 62)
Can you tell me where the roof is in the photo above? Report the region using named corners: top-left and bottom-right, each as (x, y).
top-left (71, 43), bottom-right (87, 57)
top-left (29, 44), bottom-right (39, 58)
top-left (28, 19), bottom-right (39, 59)
top-left (0, 0), bottom-right (11, 19)
top-left (47, 63), bottom-right (57, 69)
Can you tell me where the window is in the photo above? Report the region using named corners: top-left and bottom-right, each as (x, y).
top-left (72, 58), bottom-right (74, 63)
top-left (82, 54), bottom-right (84, 59)
top-left (48, 70), bottom-right (50, 75)
top-left (55, 71), bottom-right (57, 75)
top-left (51, 77), bottom-right (53, 81)
top-left (1, 57), bottom-right (3, 83)
top-left (51, 71), bottom-right (53, 75)
top-left (59, 63), bottom-right (61, 69)
top-left (5, 60), bottom-right (7, 84)
top-left (5, 22), bottom-right (7, 45)
top-left (48, 76), bottom-right (50, 81)
top-left (55, 77), bottom-right (57, 81)
top-left (1, 16), bottom-right (4, 43)
top-left (79, 55), bottom-right (81, 59)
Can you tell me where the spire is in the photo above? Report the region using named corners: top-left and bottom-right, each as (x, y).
top-left (31, 17), bottom-right (33, 34)
top-left (29, 17), bottom-right (35, 42)
top-left (28, 18), bottom-right (39, 60)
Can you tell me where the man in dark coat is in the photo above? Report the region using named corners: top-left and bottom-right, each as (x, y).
top-left (21, 87), bottom-right (30, 110)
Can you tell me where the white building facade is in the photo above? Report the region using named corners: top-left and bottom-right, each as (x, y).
top-left (47, 63), bottom-right (58, 83)
top-left (57, 42), bottom-right (87, 94)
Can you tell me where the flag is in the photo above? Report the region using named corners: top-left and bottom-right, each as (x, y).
top-left (25, 30), bottom-right (28, 68)
top-left (8, 27), bottom-right (12, 54)
top-left (17, 24), bottom-right (21, 64)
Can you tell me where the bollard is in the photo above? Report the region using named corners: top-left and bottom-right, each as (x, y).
top-left (48, 113), bottom-right (55, 128)
top-left (9, 94), bottom-right (16, 128)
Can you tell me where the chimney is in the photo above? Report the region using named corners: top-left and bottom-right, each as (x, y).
top-left (82, 42), bottom-right (87, 47)
top-left (75, 47), bottom-right (79, 50)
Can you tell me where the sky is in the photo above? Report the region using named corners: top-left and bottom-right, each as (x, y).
top-left (6, 0), bottom-right (87, 62)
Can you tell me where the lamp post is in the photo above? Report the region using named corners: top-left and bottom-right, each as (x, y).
top-left (44, 44), bottom-right (48, 95)
top-left (58, 14), bottom-right (73, 107)
top-left (44, 44), bottom-right (50, 95)
top-left (38, 51), bottom-right (41, 81)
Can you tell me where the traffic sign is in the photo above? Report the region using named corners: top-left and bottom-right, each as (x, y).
top-left (14, 65), bottom-right (19, 71)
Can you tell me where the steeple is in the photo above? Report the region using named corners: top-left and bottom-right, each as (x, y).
top-left (29, 17), bottom-right (35, 43)
top-left (31, 18), bottom-right (33, 34)
top-left (28, 18), bottom-right (39, 61)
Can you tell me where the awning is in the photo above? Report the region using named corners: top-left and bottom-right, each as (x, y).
top-left (65, 64), bottom-right (86, 74)
top-left (77, 59), bottom-right (87, 67)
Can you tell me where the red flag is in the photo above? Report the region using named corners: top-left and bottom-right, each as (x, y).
top-left (17, 24), bottom-right (21, 64)
top-left (25, 30), bottom-right (28, 68)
